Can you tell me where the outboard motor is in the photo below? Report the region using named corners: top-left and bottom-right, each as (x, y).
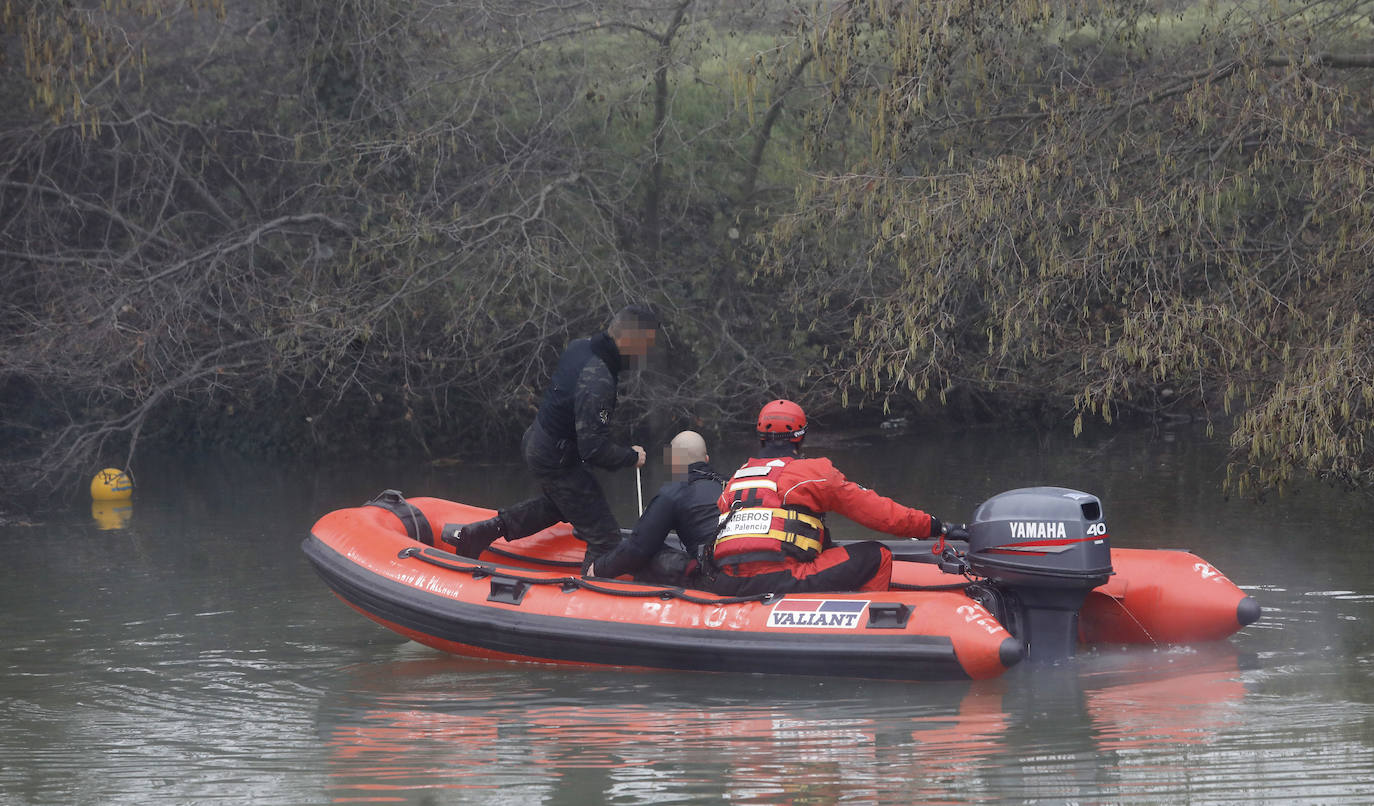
top-left (966, 487), bottom-right (1113, 663)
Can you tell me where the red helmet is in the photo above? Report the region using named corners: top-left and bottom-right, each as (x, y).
top-left (757, 399), bottom-right (807, 442)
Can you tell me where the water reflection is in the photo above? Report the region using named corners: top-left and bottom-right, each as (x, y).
top-left (91, 499), bottom-right (133, 530)
top-left (316, 644), bottom-right (1255, 804)
top-left (1083, 650), bottom-right (1246, 751)
top-left (4, 425), bottom-right (1374, 804)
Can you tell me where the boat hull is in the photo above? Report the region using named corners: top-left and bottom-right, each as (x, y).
top-left (1079, 548), bottom-right (1259, 644)
top-left (304, 501), bottom-right (1022, 681)
top-left (887, 542), bottom-right (1259, 647)
top-left (304, 495), bottom-right (1259, 679)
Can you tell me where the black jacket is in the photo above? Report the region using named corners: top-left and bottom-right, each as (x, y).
top-left (595, 462), bottom-right (724, 579)
top-left (528, 332), bottom-right (637, 471)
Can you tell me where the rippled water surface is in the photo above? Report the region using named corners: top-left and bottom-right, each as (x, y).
top-left (3, 426), bottom-right (1372, 804)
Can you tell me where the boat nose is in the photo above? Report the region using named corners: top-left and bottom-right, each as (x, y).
top-left (999, 636), bottom-right (1025, 668)
top-left (1236, 595), bottom-right (1262, 627)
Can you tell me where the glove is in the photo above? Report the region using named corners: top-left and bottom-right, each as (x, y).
top-left (945, 524), bottom-right (970, 542)
top-left (928, 516), bottom-right (945, 538)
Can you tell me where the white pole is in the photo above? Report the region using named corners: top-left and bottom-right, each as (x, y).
top-left (636, 466), bottom-right (644, 515)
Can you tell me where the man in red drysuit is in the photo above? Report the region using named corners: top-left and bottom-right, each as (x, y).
top-left (704, 399), bottom-right (954, 595)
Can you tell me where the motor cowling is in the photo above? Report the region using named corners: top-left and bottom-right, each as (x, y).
top-left (967, 487), bottom-right (1113, 662)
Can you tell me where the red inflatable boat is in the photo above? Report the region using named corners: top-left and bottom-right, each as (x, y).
top-left (302, 487), bottom-right (1260, 681)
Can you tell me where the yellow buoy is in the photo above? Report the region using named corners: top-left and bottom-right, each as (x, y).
top-left (90, 467), bottom-right (134, 501)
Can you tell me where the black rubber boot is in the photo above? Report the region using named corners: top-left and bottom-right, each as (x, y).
top-left (579, 537), bottom-right (619, 577)
top-left (443, 516), bottom-right (507, 558)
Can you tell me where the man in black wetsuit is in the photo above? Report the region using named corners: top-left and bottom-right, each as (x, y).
top-left (589, 430), bottom-right (723, 584)
top-left (445, 305), bottom-right (657, 572)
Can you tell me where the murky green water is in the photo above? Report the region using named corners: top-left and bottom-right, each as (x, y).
top-left (2, 425), bottom-right (1372, 804)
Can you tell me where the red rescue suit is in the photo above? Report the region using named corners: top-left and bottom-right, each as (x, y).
top-left (708, 454), bottom-right (937, 595)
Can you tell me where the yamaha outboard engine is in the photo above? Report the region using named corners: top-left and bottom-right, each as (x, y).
top-left (967, 487), bottom-right (1113, 663)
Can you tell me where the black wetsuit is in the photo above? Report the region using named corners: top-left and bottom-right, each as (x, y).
top-left (498, 332), bottom-right (639, 568)
top-left (594, 461), bottom-right (724, 583)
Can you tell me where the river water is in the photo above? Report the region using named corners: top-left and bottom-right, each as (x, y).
top-left (2, 424), bottom-right (1372, 804)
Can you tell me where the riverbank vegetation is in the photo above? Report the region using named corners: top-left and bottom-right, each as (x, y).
top-left (2, 0), bottom-right (1372, 503)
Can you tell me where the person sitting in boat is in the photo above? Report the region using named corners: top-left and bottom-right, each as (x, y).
top-left (589, 430), bottom-right (725, 584)
top-left (444, 305), bottom-right (658, 573)
top-left (704, 399), bottom-right (952, 595)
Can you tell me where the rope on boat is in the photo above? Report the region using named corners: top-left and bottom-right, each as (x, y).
top-left (485, 543), bottom-right (581, 568)
top-left (889, 581), bottom-right (976, 592)
top-left (889, 545), bottom-right (978, 591)
top-left (399, 546), bottom-right (777, 606)
top-left (1100, 591), bottom-right (1159, 646)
